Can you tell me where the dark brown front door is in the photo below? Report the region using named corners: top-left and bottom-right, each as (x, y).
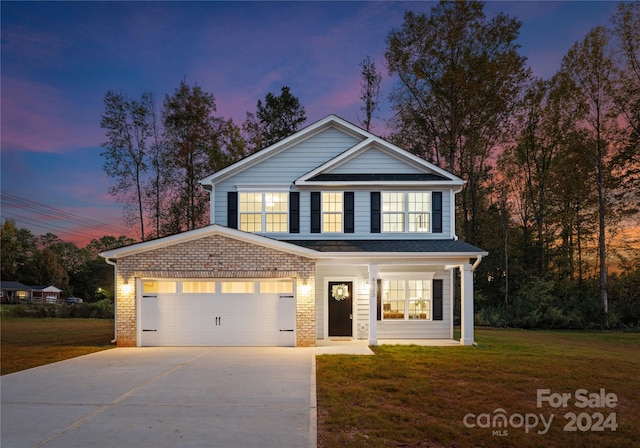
top-left (328, 281), bottom-right (353, 337)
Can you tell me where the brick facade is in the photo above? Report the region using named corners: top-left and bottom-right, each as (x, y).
top-left (114, 234), bottom-right (316, 347)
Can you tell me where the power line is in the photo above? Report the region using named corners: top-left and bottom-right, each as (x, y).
top-left (0, 193), bottom-right (137, 242)
top-left (1, 192), bottom-right (131, 235)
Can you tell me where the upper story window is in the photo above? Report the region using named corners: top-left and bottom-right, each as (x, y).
top-left (382, 192), bottom-right (431, 233)
top-left (239, 192), bottom-right (288, 233)
top-left (322, 192), bottom-right (343, 233)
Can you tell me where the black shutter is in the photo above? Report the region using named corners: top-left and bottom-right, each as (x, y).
top-left (344, 192), bottom-right (355, 233)
top-left (371, 192), bottom-right (381, 233)
top-left (433, 279), bottom-right (443, 321)
top-left (227, 192), bottom-right (238, 229)
top-left (289, 192), bottom-right (300, 233)
top-left (311, 192), bottom-right (321, 233)
top-left (376, 279), bottom-right (382, 321)
top-left (432, 191), bottom-right (442, 233)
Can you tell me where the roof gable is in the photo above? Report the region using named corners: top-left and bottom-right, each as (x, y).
top-left (200, 115), bottom-right (367, 187)
top-left (295, 138), bottom-right (463, 187)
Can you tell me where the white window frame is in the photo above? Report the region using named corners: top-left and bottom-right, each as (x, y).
top-left (382, 192), bottom-right (432, 233)
top-left (322, 191), bottom-right (343, 233)
top-left (380, 274), bottom-right (435, 321)
top-left (238, 191), bottom-right (289, 233)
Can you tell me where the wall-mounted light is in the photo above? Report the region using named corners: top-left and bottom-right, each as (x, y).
top-left (299, 281), bottom-right (311, 296)
top-left (121, 280), bottom-right (132, 295)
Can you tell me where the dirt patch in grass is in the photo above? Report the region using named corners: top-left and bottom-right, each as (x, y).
top-left (1, 316), bottom-right (115, 375)
top-left (317, 329), bottom-right (640, 448)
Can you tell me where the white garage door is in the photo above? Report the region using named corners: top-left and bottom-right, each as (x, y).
top-left (140, 280), bottom-right (296, 347)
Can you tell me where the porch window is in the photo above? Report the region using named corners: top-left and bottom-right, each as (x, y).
top-left (382, 192), bottom-right (431, 232)
top-left (239, 192), bottom-right (288, 233)
top-left (322, 192), bottom-right (343, 233)
top-left (382, 279), bottom-right (431, 320)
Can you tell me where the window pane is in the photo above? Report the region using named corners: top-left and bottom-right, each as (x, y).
top-left (221, 282), bottom-right (255, 293)
top-left (239, 193), bottom-right (262, 212)
top-left (408, 192), bottom-right (430, 212)
top-left (183, 281), bottom-right (216, 293)
top-left (259, 281), bottom-right (293, 294)
top-left (266, 213), bottom-right (288, 232)
top-left (383, 192), bottom-right (404, 212)
top-left (143, 281), bottom-right (177, 294)
top-left (383, 213), bottom-right (404, 232)
top-left (265, 193), bottom-right (288, 212)
top-left (323, 213), bottom-right (342, 233)
top-left (409, 213), bottom-right (430, 232)
top-left (408, 280), bottom-right (431, 320)
top-left (382, 280), bottom-right (405, 319)
top-left (240, 213), bottom-right (262, 232)
top-left (322, 192), bottom-right (342, 212)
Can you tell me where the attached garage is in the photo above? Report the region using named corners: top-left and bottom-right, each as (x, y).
top-left (139, 279), bottom-right (296, 346)
top-left (99, 225), bottom-right (317, 348)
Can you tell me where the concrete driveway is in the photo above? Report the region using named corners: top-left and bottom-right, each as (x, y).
top-left (1, 347), bottom-right (316, 448)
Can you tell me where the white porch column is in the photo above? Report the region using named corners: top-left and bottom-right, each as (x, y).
top-left (368, 264), bottom-right (378, 345)
top-left (460, 263), bottom-right (475, 346)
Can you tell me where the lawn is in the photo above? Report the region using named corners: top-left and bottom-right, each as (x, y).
top-left (1, 316), bottom-right (115, 375)
top-left (317, 328), bottom-right (640, 448)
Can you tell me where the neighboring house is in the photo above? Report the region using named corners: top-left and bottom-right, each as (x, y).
top-left (31, 286), bottom-right (63, 304)
top-left (0, 282), bottom-right (62, 304)
top-left (100, 115), bottom-right (487, 348)
top-left (0, 281), bottom-right (33, 303)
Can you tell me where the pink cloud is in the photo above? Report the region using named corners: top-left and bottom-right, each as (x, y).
top-left (1, 77), bottom-right (102, 153)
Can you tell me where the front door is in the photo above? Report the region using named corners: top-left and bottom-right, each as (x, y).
top-left (328, 281), bottom-right (353, 337)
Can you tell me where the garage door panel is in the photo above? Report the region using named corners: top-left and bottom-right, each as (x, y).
top-left (140, 281), bottom-right (295, 347)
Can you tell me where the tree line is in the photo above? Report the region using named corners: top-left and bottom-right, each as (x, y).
top-left (1, 219), bottom-right (135, 302)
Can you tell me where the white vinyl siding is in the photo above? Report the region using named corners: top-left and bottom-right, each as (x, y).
top-left (214, 127), bottom-right (362, 225)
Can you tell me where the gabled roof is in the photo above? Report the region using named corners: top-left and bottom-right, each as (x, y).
top-left (0, 281), bottom-right (32, 291)
top-left (200, 114), bottom-right (368, 187)
top-left (99, 224), bottom-right (317, 260)
top-left (294, 137), bottom-right (463, 187)
top-left (199, 114), bottom-right (464, 188)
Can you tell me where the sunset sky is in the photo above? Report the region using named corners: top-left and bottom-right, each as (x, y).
top-left (1, 1), bottom-right (624, 246)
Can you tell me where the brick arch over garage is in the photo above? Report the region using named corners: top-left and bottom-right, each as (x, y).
top-left (114, 234), bottom-right (315, 347)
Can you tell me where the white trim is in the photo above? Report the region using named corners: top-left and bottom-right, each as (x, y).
top-left (295, 136), bottom-right (465, 186)
top-left (235, 184), bottom-right (291, 191)
top-left (99, 224), bottom-right (317, 259)
top-left (199, 115), bottom-right (367, 186)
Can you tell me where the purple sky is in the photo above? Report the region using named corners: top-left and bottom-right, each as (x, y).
top-left (1, 1), bottom-right (623, 246)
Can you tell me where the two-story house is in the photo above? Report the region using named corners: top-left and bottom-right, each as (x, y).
top-left (100, 115), bottom-right (486, 347)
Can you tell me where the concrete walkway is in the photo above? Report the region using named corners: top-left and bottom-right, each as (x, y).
top-left (1, 347), bottom-right (316, 448)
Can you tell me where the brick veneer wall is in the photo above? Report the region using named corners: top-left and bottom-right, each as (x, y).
top-left (114, 234), bottom-right (316, 347)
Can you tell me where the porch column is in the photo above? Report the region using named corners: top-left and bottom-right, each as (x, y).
top-left (460, 263), bottom-right (475, 346)
top-left (368, 264), bottom-right (378, 345)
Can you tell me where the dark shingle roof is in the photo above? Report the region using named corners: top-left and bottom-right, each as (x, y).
top-left (0, 281), bottom-right (33, 290)
top-left (282, 239), bottom-right (485, 253)
top-left (308, 173), bottom-right (448, 182)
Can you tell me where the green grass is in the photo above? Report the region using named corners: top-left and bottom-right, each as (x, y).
top-left (317, 328), bottom-right (640, 448)
top-left (1, 316), bottom-right (115, 375)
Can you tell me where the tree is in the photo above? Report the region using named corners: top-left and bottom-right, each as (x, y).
top-left (101, 91), bottom-right (155, 241)
top-left (247, 86), bottom-right (307, 150)
top-left (358, 55), bottom-right (382, 132)
top-left (162, 81), bottom-right (219, 232)
top-left (85, 235), bottom-right (137, 256)
top-left (560, 26), bottom-right (620, 326)
top-left (385, 0), bottom-right (529, 244)
top-left (1, 219), bottom-right (37, 281)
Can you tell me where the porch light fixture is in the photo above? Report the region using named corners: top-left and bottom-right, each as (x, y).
top-left (121, 281), bottom-right (132, 294)
top-left (299, 282), bottom-right (311, 296)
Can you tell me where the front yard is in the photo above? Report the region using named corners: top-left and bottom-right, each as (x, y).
top-left (1, 316), bottom-right (115, 375)
top-left (317, 329), bottom-right (640, 448)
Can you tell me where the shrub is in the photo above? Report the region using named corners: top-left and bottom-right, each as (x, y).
top-left (2, 301), bottom-right (114, 319)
